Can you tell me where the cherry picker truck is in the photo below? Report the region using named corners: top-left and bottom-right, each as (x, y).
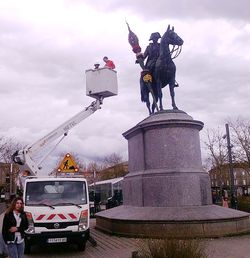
top-left (12, 67), bottom-right (118, 253)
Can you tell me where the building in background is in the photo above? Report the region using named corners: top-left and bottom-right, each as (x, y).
top-left (0, 162), bottom-right (19, 199)
top-left (98, 162), bottom-right (128, 181)
top-left (209, 163), bottom-right (250, 197)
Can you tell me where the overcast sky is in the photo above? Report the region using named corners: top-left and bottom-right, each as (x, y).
top-left (0, 0), bottom-right (249, 174)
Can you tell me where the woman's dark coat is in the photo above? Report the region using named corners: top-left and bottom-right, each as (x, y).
top-left (2, 211), bottom-right (28, 244)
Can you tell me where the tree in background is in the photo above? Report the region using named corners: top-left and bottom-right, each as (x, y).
top-left (87, 161), bottom-right (104, 183)
top-left (102, 153), bottom-right (123, 167)
top-left (0, 136), bottom-right (22, 163)
top-left (204, 117), bottom-right (250, 172)
top-left (0, 136), bottom-right (21, 196)
top-left (100, 153), bottom-right (128, 180)
top-left (204, 128), bottom-right (228, 171)
top-left (83, 153), bottom-right (127, 181)
top-left (204, 127), bottom-right (229, 193)
top-left (228, 118), bottom-right (250, 172)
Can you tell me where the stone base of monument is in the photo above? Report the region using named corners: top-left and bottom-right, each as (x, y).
top-left (95, 110), bottom-right (250, 238)
top-left (96, 205), bottom-right (250, 238)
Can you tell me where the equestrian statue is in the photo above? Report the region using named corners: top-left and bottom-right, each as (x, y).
top-left (127, 23), bottom-right (184, 114)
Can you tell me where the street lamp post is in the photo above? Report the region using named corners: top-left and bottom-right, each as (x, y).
top-left (225, 123), bottom-right (237, 209)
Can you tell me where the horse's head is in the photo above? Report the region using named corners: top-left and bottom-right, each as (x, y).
top-left (162, 25), bottom-right (184, 46)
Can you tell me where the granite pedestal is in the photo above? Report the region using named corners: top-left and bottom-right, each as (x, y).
top-left (96, 110), bottom-right (250, 237)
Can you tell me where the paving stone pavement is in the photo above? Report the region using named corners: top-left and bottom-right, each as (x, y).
top-left (82, 218), bottom-right (138, 258)
top-left (87, 219), bottom-right (250, 258)
top-left (204, 235), bottom-right (250, 258)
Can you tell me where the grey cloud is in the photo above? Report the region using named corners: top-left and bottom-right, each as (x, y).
top-left (83, 0), bottom-right (250, 21)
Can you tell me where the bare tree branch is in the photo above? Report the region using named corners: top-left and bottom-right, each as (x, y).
top-left (0, 137), bottom-right (22, 163)
top-left (204, 128), bottom-right (228, 170)
top-left (102, 153), bottom-right (123, 168)
top-left (228, 117), bottom-right (250, 170)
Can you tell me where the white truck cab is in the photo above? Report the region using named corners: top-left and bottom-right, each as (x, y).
top-left (23, 177), bottom-right (89, 253)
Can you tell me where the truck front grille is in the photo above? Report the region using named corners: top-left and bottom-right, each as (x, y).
top-left (34, 221), bottom-right (78, 229)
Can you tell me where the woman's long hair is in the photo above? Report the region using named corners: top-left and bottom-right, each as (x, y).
top-left (6, 197), bottom-right (24, 214)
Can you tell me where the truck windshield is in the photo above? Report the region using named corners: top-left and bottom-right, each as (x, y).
top-left (25, 181), bottom-right (87, 206)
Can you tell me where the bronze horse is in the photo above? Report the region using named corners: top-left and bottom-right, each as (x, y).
top-left (141, 25), bottom-right (184, 114)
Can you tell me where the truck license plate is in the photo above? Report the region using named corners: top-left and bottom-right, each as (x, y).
top-left (47, 237), bottom-right (67, 243)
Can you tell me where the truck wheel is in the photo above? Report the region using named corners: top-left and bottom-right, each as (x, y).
top-left (24, 243), bottom-right (31, 254)
top-left (77, 241), bottom-right (86, 251)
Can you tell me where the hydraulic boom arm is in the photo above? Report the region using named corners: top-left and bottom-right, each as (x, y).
top-left (13, 97), bottom-right (103, 176)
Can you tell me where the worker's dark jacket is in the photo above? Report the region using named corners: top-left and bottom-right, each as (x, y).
top-left (2, 211), bottom-right (28, 244)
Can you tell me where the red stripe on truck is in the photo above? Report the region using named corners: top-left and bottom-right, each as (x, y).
top-left (47, 214), bottom-right (56, 220)
top-left (36, 214), bottom-right (45, 220)
top-left (68, 213), bottom-right (77, 219)
top-left (58, 214), bottom-right (67, 219)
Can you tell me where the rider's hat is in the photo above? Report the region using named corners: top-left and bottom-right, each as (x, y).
top-left (149, 32), bottom-right (161, 41)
